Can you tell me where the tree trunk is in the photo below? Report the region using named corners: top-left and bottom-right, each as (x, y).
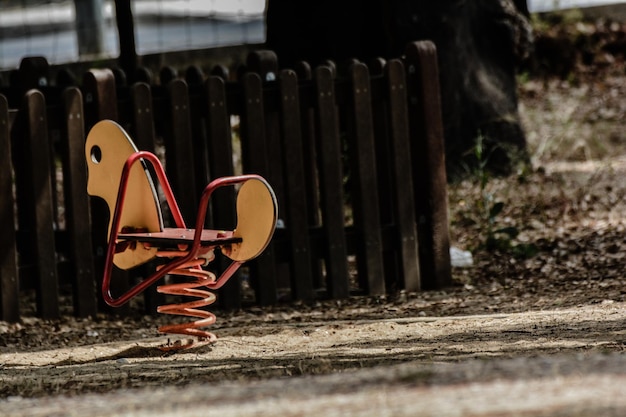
top-left (114, 0), bottom-right (137, 81)
top-left (74, 0), bottom-right (106, 58)
top-left (266, 0), bottom-right (532, 178)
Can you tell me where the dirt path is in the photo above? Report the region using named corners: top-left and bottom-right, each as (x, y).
top-left (3, 353), bottom-right (626, 417)
top-left (1, 301), bottom-right (624, 416)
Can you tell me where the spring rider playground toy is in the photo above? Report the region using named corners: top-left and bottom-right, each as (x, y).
top-left (85, 120), bottom-right (277, 350)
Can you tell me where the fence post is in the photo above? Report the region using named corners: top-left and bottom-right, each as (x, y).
top-left (82, 68), bottom-right (130, 314)
top-left (210, 65), bottom-right (229, 80)
top-left (14, 90), bottom-right (59, 318)
top-left (246, 50), bottom-right (285, 206)
top-left (240, 72), bottom-right (278, 305)
top-left (204, 75), bottom-right (240, 308)
top-left (404, 41), bottom-right (452, 290)
top-left (0, 94), bottom-right (19, 322)
top-left (62, 87), bottom-right (97, 317)
top-left (135, 67), bottom-right (153, 84)
top-left (347, 62), bottom-right (385, 295)
top-left (165, 79), bottom-right (198, 224)
top-left (160, 66), bottom-right (178, 85)
top-left (183, 67), bottom-right (213, 187)
top-left (314, 65), bottom-right (350, 299)
top-left (368, 57), bottom-right (399, 292)
top-left (83, 68), bottom-right (118, 128)
top-left (185, 65), bottom-right (204, 86)
top-left (246, 50), bottom-right (292, 300)
top-left (131, 82), bottom-right (156, 153)
top-left (246, 50), bottom-right (279, 80)
top-left (130, 81), bottom-right (166, 315)
top-left (18, 57), bottom-right (49, 89)
top-left (294, 61), bottom-right (325, 290)
top-left (385, 59), bottom-right (421, 292)
top-left (278, 69), bottom-right (315, 301)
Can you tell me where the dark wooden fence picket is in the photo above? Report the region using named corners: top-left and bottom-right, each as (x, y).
top-left (313, 65), bottom-right (350, 299)
top-left (204, 74), bottom-right (242, 309)
top-left (294, 61), bottom-right (325, 291)
top-left (165, 78), bottom-right (198, 225)
top-left (278, 69), bottom-right (315, 301)
top-left (347, 62), bottom-right (385, 295)
top-left (384, 59), bottom-right (421, 292)
top-left (246, 50), bottom-right (293, 301)
top-left (61, 87), bottom-right (97, 317)
top-left (82, 68), bottom-right (131, 315)
top-left (83, 68), bottom-right (118, 125)
top-left (404, 41), bottom-right (452, 290)
top-left (0, 94), bottom-right (19, 322)
top-left (14, 90), bottom-right (59, 319)
top-left (203, 75), bottom-right (241, 309)
top-left (129, 81), bottom-right (165, 314)
top-left (131, 82), bottom-right (157, 153)
top-left (369, 57), bottom-right (399, 293)
top-left (240, 72), bottom-right (278, 306)
top-left (0, 42), bottom-right (452, 321)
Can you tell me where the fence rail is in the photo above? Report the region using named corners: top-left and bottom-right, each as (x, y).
top-left (0, 40), bottom-right (451, 321)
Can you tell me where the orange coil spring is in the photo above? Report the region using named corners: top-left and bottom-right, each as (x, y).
top-left (155, 251), bottom-right (218, 350)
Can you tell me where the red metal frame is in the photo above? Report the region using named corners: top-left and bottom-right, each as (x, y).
top-left (102, 150), bottom-right (261, 307)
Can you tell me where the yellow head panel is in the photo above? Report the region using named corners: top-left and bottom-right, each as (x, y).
top-left (85, 120), bottom-right (163, 269)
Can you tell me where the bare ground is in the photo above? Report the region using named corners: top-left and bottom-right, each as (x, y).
top-left (3, 14), bottom-right (626, 417)
top-left (0, 299), bottom-right (624, 416)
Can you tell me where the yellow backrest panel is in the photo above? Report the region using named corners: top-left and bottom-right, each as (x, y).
top-left (229, 178), bottom-right (277, 262)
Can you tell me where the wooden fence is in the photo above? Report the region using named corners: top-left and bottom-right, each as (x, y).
top-left (0, 40), bottom-right (451, 322)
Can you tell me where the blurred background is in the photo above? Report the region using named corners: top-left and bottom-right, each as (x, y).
top-left (0, 0), bottom-right (266, 70)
